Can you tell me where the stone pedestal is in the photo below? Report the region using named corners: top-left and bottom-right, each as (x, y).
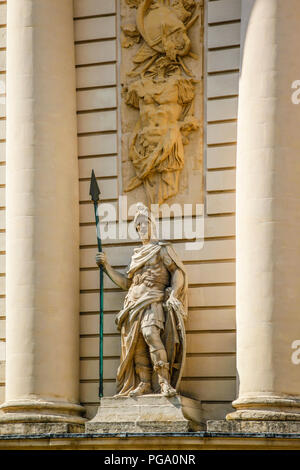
top-left (207, 420), bottom-right (300, 435)
top-left (0, 422), bottom-right (85, 436)
top-left (86, 395), bottom-right (204, 433)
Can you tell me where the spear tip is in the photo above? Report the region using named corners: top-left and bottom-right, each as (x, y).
top-left (89, 169), bottom-right (101, 203)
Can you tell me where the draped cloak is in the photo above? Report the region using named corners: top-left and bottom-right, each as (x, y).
top-left (115, 241), bottom-right (188, 396)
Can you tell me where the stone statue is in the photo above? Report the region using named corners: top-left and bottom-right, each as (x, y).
top-left (122, 0), bottom-right (200, 205)
top-left (96, 203), bottom-right (188, 397)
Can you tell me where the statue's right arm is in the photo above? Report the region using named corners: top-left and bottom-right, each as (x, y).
top-left (95, 252), bottom-right (131, 291)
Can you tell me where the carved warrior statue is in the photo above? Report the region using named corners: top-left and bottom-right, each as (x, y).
top-left (96, 203), bottom-right (188, 397)
top-left (122, 0), bottom-right (200, 205)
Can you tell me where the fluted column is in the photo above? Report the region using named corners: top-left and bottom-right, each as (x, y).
top-left (227, 0), bottom-right (300, 421)
top-left (0, 0), bottom-right (85, 425)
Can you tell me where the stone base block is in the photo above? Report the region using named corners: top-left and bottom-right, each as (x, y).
top-left (207, 420), bottom-right (300, 434)
top-left (86, 394), bottom-right (204, 433)
top-left (0, 422), bottom-right (85, 435)
top-left (0, 399), bottom-right (86, 434)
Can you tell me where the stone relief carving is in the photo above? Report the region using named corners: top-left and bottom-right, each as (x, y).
top-left (96, 203), bottom-right (187, 397)
top-left (121, 0), bottom-right (203, 206)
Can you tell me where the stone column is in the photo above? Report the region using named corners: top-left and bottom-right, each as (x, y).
top-left (225, 0), bottom-right (300, 426)
top-left (0, 0), bottom-right (85, 430)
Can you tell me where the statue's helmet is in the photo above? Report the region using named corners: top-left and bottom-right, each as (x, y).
top-left (133, 202), bottom-right (158, 239)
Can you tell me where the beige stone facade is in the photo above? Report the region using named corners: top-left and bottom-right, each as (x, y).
top-left (0, 0), bottom-right (299, 451)
top-left (76, 0), bottom-right (236, 423)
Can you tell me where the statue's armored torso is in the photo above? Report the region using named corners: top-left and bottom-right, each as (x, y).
top-left (126, 246), bottom-right (173, 331)
top-left (129, 250), bottom-right (170, 300)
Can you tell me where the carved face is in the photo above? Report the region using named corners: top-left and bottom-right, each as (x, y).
top-left (142, 4), bottom-right (191, 58)
top-left (166, 29), bottom-right (190, 56)
top-left (135, 216), bottom-right (152, 242)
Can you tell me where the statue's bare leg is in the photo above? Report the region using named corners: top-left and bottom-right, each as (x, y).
top-left (142, 326), bottom-right (177, 397)
top-left (129, 333), bottom-right (152, 397)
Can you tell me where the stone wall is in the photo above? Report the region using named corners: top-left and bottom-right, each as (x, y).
top-left (76, 0), bottom-right (240, 422)
top-left (0, 0), bottom-right (241, 422)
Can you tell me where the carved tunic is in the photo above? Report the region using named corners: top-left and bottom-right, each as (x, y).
top-left (129, 248), bottom-right (171, 329)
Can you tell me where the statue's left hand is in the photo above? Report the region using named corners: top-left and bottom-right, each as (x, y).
top-left (165, 289), bottom-right (180, 309)
top-left (165, 289), bottom-right (187, 321)
top-left (164, 287), bottom-right (172, 302)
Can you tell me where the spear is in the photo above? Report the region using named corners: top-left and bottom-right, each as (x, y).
top-left (89, 170), bottom-right (104, 398)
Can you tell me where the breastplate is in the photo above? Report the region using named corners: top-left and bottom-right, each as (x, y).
top-left (132, 254), bottom-right (169, 289)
